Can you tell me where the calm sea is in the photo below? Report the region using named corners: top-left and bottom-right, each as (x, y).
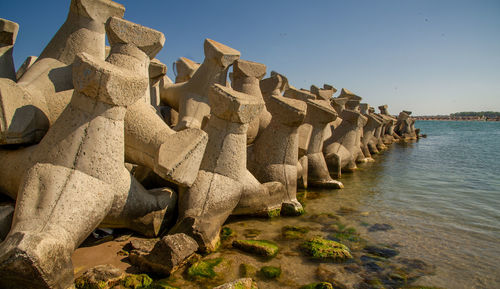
top-left (319, 120), bottom-right (500, 288)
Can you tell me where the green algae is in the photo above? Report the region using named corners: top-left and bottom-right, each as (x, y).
top-left (187, 258), bottom-right (223, 279)
top-left (121, 274), bottom-right (153, 289)
top-left (300, 237), bottom-right (352, 261)
top-left (259, 266), bottom-right (281, 279)
top-left (75, 279), bottom-right (108, 289)
top-left (221, 227), bottom-right (234, 241)
top-left (267, 208), bottom-right (281, 218)
top-left (232, 239), bottom-right (279, 257)
top-left (282, 225), bottom-right (309, 239)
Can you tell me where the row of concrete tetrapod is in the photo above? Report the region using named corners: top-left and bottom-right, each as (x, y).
top-left (0, 1), bottom-right (419, 288)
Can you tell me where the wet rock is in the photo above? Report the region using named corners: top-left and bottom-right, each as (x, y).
top-left (368, 224), bottom-right (394, 232)
top-left (75, 264), bottom-right (125, 289)
top-left (240, 263), bottom-right (257, 277)
top-left (187, 258), bottom-right (223, 280)
top-left (394, 258), bottom-right (436, 280)
top-left (259, 266), bottom-right (281, 279)
top-left (213, 278), bottom-right (257, 289)
top-left (360, 255), bottom-right (389, 273)
top-left (364, 245), bottom-right (399, 258)
top-left (232, 239), bottom-right (279, 257)
top-left (128, 233), bottom-right (198, 276)
top-left (300, 237), bottom-right (352, 261)
top-left (282, 225), bottom-right (309, 239)
top-left (357, 277), bottom-right (386, 289)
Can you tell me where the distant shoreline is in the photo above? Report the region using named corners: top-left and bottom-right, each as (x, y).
top-left (414, 117), bottom-right (500, 122)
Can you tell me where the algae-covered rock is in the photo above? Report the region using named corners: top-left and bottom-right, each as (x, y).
top-left (300, 237), bottom-right (352, 261)
top-left (240, 263), bottom-right (257, 277)
top-left (300, 282), bottom-right (334, 289)
top-left (121, 274), bottom-right (153, 289)
top-left (212, 277), bottom-right (258, 289)
top-left (281, 202), bottom-right (305, 216)
top-left (282, 225), bottom-right (309, 239)
top-left (259, 266), bottom-right (281, 279)
top-left (232, 239), bottom-right (279, 257)
top-left (75, 264), bottom-right (125, 289)
top-left (187, 258), bottom-right (223, 279)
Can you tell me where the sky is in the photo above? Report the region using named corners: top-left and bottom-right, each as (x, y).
top-left (2, 0), bottom-right (499, 115)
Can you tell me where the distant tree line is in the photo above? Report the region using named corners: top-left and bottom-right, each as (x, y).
top-left (450, 111), bottom-right (500, 118)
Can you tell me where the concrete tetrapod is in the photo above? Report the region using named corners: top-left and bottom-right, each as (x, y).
top-left (249, 74), bottom-right (307, 215)
top-left (395, 111), bottom-right (417, 140)
top-left (284, 86), bottom-right (343, 188)
top-left (0, 52), bottom-right (154, 289)
top-left (310, 84), bottom-right (340, 145)
top-left (343, 90), bottom-right (371, 163)
top-left (231, 59), bottom-right (270, 144)
top-left (160, 39), bottom-right (240, 131)
top-left (174, 57), bottom-right (200, 83)
top-left (377, 105), bottom-right (398, 144)
top-left (0, 0), bottom-right (125, 145)
top-left (169, 84), bottom-right (286, 254)
top-left (0, 15), bottom-right (208, 199)
top-left (370, 107), bottom-right (389, 151)
top-left (105, 17), bottom-right (208, 187)
top-left (0, 18), bottom-right (19, 81)
top-left (264, 72), bottom-right (308, 188)
top-left (304, 99), bottom-right (344, 188)
top-left (323, 108), bottom-right (368, 178)
top-left (359, 103), bottom-right (382, 160)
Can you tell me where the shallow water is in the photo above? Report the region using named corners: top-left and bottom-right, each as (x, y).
top-left (329, 120), bottom-right (500, 289)
top-left (73, 120), bottom-right (500, 288)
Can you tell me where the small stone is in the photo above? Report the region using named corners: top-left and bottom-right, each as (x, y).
top-left (128, 233), bottom-right (198, 276)
top-left (259, 266), bottom-right (281, 279)
top-left (364, 245), bottom-right (399, 258)
top-left (300, 237), bottom-right (352, 261)
top-left (232, 239), bottom-right (279, 257)
top-left (212, 278), bottom-right (257, 289)
top-left (75, 264), bottom-right (125, 289)
top-left (368, 223), bottom-right (394, 232)
top-left (240, 263), bottom-right (257, 277)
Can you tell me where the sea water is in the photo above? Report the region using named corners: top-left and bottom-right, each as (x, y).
top-left (329, 120), bottom-right (500, 288)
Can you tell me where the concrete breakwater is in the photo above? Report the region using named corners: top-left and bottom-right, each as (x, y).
top-left (0, 1), bottom-right (426, 288)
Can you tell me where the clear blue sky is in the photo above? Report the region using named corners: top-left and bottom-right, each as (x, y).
top-left (2, 0), bottom-right (499, 115)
